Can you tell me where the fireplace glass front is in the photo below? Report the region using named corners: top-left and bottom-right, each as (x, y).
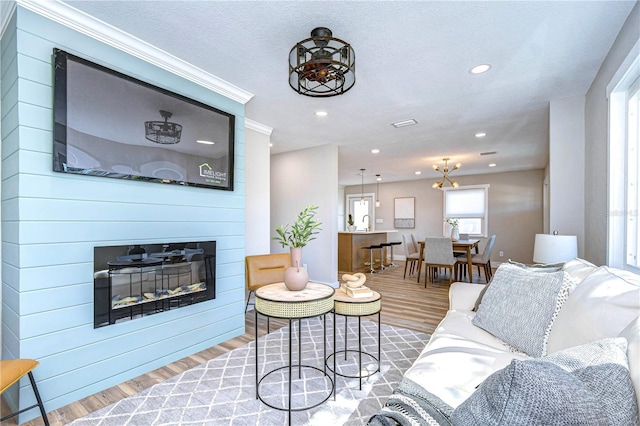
top-left (94, 241), bottom-right (216, 328)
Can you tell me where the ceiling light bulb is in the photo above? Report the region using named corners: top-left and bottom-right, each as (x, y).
top-left (315, 111), bottom-right (328, 117)
top-left (470, 64), bottom-right (491, 74)
top-left (452, 181), bottom-right (459, 188)
top-left (432, 182), bottom-right (439, 188)
top-left (432, 165), bottom-right (439, 171)
top-left (475, 132), bottom-right (487, 138)
top-left (371, 149), bottom-right (380, 154)
top-left (454, 163), bottom-right (462, 169)
top-left (489, 163), bottom-right (497, 167)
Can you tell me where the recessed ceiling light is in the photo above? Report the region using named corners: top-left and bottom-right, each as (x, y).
top-left (371, 149), bottom-right (380, 154)
top-left (315, 111), bottom-right (328, 117)
top-left (196, 140), bottom-right (215, 145)
top-left (475, 132), bottom-right (487, 138)
top-left (415, 171), bottom-right (422, 175)
top-left (376, 175), bottom-right (382, 181)
top-left (469, 64), bottom-right (491, 74)
top-left (392, 119), bottom-right (418, 128)
top-left (489, 163), bottom-right (497, 167)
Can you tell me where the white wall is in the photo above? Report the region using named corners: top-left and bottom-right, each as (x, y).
top-left (244, 124), bottom-right (272, 255)
top-left (344, 169), bottom-right (545, 264)
top-left (585, 2), bottom-right (640, 265)
top-left (549, 96), bottom-right (586, 257)
top-left (271, 144), bottom-right (339, 286)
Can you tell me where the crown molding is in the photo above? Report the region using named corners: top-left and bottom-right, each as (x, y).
top-left (15, 0), bottom-right (254, 105)
top-left (0, 1), bottom-right (17, 40)
top-left (245, 119), bottom-right (273, 136)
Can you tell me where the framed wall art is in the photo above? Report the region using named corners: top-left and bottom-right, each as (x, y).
top-left (394, 197), bottom-right (415, 228)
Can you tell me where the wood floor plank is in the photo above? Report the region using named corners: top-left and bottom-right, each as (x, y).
top-left (9, 261), bottom-right (484, 426)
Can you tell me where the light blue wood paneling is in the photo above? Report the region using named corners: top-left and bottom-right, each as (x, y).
top-left (17, 53), bottom-right (51, 84)
top-left (1, 6), bottom-right (248, 419)
top-left (17, 77), bottom-right (51, 108)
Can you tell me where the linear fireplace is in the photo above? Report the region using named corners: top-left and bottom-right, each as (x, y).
top-left (93, 241), bottom-right (216, 328)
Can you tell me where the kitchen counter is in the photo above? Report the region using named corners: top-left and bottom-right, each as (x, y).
top-left (338, 230), bottom-right (398, 272)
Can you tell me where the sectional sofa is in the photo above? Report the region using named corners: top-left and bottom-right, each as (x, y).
top-left (368, 258), bottom-right (640, 425)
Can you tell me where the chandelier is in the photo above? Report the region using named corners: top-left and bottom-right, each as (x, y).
top-left (289, 27), bottom-right (356, 97)
top-left (432, 158), bottom-right (461, 189)
top-left (144, 110), bottom-right (182, 144)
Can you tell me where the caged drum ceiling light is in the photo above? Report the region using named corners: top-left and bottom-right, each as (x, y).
top-left (432, 158), bottom-right (461, 189)
top-left (144, 110), bottom-right (182, 144)
top-left (289, 27), bottom-right (356, 97)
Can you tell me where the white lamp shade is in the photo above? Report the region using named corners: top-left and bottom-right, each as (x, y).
top-left (533, 234), bottom-right (578, 264)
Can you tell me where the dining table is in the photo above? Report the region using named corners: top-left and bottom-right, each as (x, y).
top-left (417, 239), bottom-right (480, 283)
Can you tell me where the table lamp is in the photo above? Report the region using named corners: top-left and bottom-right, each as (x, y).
top-left (533, 233), bottom-right (578, 264)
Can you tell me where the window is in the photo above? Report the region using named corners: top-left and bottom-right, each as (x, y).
top-left (442, 185), bottom-right (489, 237)
top-left (608, 41), bottom-right (640, 273)
top-left (346, 193), bottom-right (375, 231)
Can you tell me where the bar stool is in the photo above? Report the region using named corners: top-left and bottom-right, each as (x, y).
top-left (361, 244), bottom-right (383, 273)
top-left (381, 242), bottom-right (402, 267)
top-left (378, 245), bottom-right (387, 271)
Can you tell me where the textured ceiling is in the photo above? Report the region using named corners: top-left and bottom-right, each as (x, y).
top-left (62, 0), bottom-right (636, 186)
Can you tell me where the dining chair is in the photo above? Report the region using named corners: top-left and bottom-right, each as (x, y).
top-left (0, 359), bottom-right (50, 425)
top-left (402, 234), bottom-right (420, 278)
top-left (422, 237), bottom-right (457, 287)
top-left (456, 235), bottom-right (497, 283)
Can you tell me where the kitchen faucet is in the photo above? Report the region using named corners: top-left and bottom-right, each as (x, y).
top-left (362, 214), bottom-right (371, 232)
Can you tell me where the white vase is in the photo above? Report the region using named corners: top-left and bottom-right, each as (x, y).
top-left (451, 226), bottom-right (460, 241)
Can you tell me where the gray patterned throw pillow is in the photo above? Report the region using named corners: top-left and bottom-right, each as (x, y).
top-left (451, 338), bottom-right (639, 425)
top-left (472, 263), bottom-right (575, 357)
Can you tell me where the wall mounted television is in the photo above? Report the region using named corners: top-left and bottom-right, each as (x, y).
top-left (53, 48), bottom-right (235, 191)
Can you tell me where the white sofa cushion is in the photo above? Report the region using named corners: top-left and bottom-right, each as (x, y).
top-left (472, 263), bottom-right (576, 357)
top-left (452, 338), bottom-right (638, 425)
top-left (562, 257), bottom-right (598, 282)
top-left (547, 266), bottom-right (640, 354)
top-left (404, 309), bottom-right (529, 409)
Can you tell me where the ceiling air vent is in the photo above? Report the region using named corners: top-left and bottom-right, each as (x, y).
top-left (480, 151), bottom-right (497, 156)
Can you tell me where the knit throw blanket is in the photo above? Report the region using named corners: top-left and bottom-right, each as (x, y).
top-left (366, 377), bottom-right (454, 426)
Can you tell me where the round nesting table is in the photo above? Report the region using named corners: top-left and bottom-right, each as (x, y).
top-left (254, 282), bottom-right (335, 425)
top-left (327, 289), bottom-right (382, 390)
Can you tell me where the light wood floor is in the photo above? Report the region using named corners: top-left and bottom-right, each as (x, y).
top-left (11, 261), bottom-right (488, 426)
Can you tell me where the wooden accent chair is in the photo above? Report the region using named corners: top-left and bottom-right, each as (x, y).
top-left (245, 253), bottom-right (292, 313)
top-left (0, 359), bottom-right (50, 425)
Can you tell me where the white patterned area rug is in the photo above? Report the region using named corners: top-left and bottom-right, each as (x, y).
top-left (70, 316), bottom-right (429, 425)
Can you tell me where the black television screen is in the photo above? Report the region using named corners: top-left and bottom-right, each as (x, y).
top-left (53, 49), bottom-right (235, 190)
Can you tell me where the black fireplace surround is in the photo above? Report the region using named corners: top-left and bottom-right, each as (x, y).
top-left (93, 241), bottom-right (216, 328)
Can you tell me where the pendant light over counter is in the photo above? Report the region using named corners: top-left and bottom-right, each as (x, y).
top-left (375, 174), bottom-right (381, 207)
top-left (359, 168), bottom-right (365, 204)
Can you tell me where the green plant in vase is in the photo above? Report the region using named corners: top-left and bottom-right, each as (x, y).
top-left (273, 204), bottom-right (322, 290)
top-left (347, 214), bottom-right (356, 231)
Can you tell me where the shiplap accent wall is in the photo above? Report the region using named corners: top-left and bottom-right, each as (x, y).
top-left (1, 6), bottom-right (246, 418)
